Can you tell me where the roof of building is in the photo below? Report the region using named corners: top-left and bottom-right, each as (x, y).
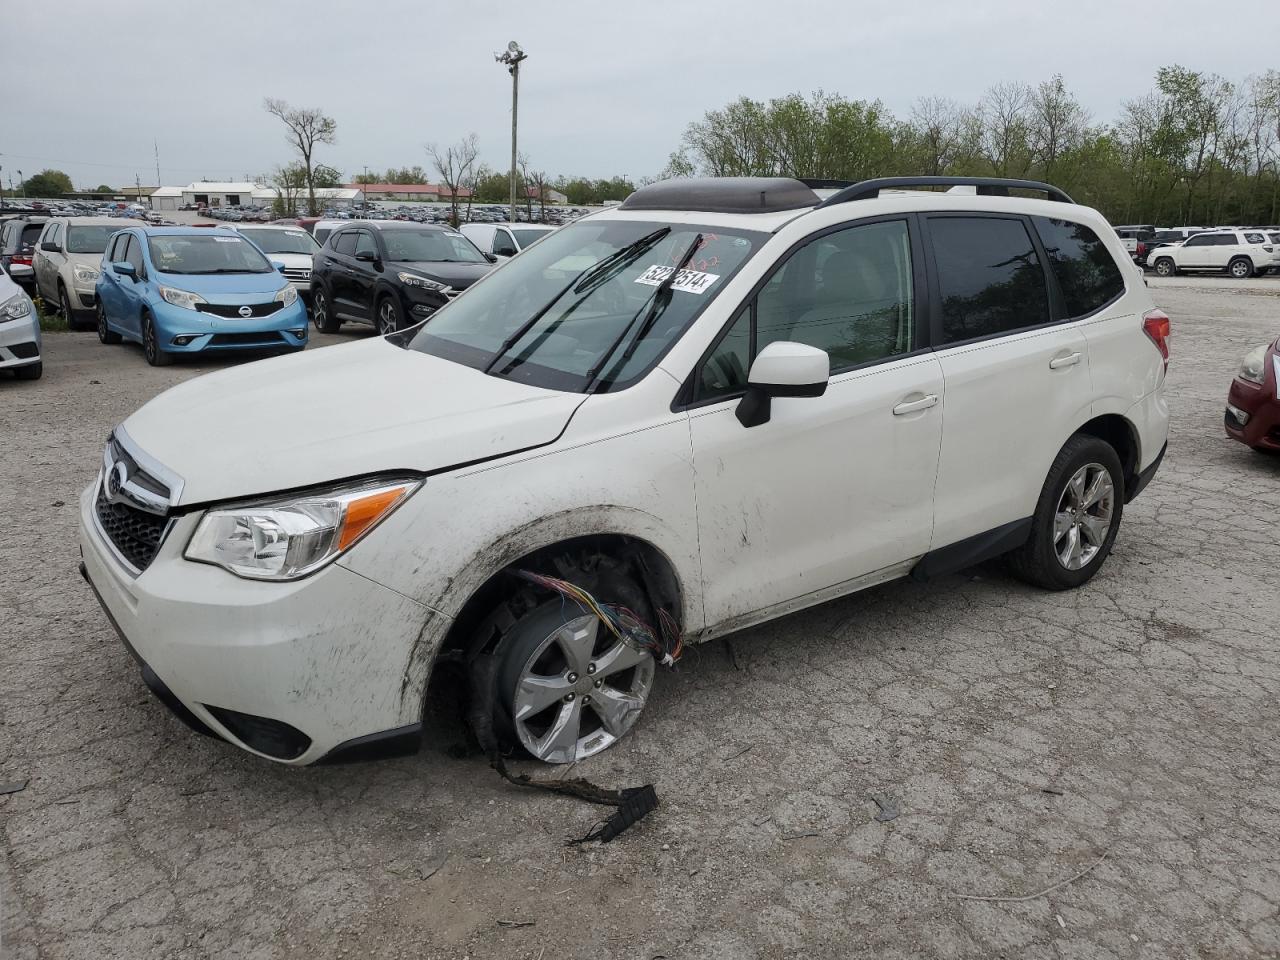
top-left (150, 186), bottom-right (185, 198)
top-left (347, 183), bottom-right (440, 194)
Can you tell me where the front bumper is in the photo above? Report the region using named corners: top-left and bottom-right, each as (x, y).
top-left (68, 284), bottom-right (97, 311)
top-left (78, 482), bottom-right (441, 764)
top-left (151, 297), bottom-right (309, 353)
top-left (0, 310), bottom-right (41, 369)
top-left (1226, 372), bottom-right (1280, 451)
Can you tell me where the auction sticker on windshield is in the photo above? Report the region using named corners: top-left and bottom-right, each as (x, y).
top-left (635, 265), bottom-right (720, 294)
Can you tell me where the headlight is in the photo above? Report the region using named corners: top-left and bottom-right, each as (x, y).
top-left (159, 286), bottom-right (207, 311)
top-left (184, 478), bottom-right (420, 581)
top-left (73, 265), bottom-right (100, 284)
top-left (0, 292), bottom-right (33, 322)
top-left (397, 272), bottom-right (449, 293)
top-left (275, 285), bottom-right (298, 307)
top-left (1239, 344), bottom-right (1269, 384)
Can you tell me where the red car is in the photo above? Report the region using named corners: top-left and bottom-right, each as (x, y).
top-left (1226, 336), bottom-right (1280, 452)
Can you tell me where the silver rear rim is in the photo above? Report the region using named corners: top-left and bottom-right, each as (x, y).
top-left (511, 614), bottom-right (654, 763)
top-left (1054, 463), bottom-right (1115, 570)
top-left (312, 291), bottom-right (326, 327)
top-left (378, 301), bottom-right (396, 335)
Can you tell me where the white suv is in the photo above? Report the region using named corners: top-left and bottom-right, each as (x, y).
top-left (78, 176), bottom-right (1170, 766)
top-left (1146, 228), bottom-right (1277, 278)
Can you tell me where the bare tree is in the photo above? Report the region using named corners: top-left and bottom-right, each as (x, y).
top-left (264, 98), bottom-right (337, 216)
top-left (1028, 76), bottom-right (1089, 180)
top-left (528, 169), bottom-right (550, 221)
top-left (427, 133), bottom-right (480, 226)
top-left (909, 97), bottom-right (965, 175)
top-left (979, 82), bottom-right (1034, 177)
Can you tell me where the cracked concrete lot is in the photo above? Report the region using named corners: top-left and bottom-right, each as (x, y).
top-left (3, 274), bottom-right (1279, 959)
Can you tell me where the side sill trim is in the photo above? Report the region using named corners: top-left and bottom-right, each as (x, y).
top-left (910, 518), bottom-right (1033, 582)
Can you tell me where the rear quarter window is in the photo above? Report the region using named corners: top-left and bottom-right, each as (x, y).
top-left (1034, 217), bottom-right (1126, 319)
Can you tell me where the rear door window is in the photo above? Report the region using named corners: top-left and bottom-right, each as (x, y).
top-left (19, 224), bottom-right (44, 253)
top-left (1033, 217), bottom-right (1126, 318)
top-left (928, 216), bottom-right (1050, 344)
top-left (123, 236), bottom-right (146, 277)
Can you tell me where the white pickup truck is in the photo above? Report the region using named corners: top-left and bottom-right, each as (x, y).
top-left (1113, 226), bottom-right (1155, 265)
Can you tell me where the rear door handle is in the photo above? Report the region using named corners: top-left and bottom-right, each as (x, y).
top-left (892, 394), bottom-right (939, 416)
top-left (1049, 352), bottom-right (1082, 369)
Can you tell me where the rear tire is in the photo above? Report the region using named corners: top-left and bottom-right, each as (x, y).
top-left (12, 361), bottom-right (42, 380)
top-left (1008, 435), bottom-right (1124, 591)
top-left (142, 314), bottom-right (172, 366)
top-left (311, 284), bottom-right (341, 333)
top-left (1229, 257), bottom-right (1254, 279)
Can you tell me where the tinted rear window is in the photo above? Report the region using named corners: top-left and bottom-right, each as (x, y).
top-left (929, 216), bottom-right (1050, 343)
top-left (20, 224), bottom-right (44, 250)
top-left (1034, 217), bottom-right (1126, 318)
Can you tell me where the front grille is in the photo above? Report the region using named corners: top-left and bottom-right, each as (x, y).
top-left (282, 267), bottom-right (311, 282)
top-left (95, 487), bottom-right (167, 571)
top-left (209, 332), bottom-right (285, 347)
top-left (195, 301), bottom-right (283, 318)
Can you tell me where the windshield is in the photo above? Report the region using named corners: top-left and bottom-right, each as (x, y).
top-left (409, 220), bottom-right (763, 392)
top-left (239, 229), bottom-right (318, 255)
top-left (147, 234), bottom-right (273, 274)
top-left (512, 228), bottom-right (552, 248)
top-left (383, 228), bottom-right (488, 263)
top-left (67, 224), bottom-right (126, 254)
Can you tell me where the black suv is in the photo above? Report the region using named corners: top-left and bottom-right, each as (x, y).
top-left (309, 222), bottom-right (496, 335)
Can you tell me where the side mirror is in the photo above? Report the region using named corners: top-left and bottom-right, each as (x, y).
top-left (735, 341), bottom-right (830, 428)
top-left (112, 262), bottom-right (137, 279)
top-left (484, 252), bottom-right (498, 263)
top-left (272, 260), bottom-right (286, 272)
top-left (41, 241), bottom-right (59, 253)
top-left (354, 249), bottom-right (378, 263)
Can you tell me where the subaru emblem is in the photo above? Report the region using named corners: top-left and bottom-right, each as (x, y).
top-left (238, 305), bottom-right (253, 318)
top-left (105, 460), bottom-right (129, 504)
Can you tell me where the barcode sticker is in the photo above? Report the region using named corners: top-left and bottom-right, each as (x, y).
top-left (634, 264), bottom-right (720, 295)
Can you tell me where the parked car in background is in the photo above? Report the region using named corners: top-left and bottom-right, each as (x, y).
top-left (1225, 335), bottom-right (1280, 452)
top-left (0, 263), bottom-right (41, 379)
top-left (33, 217), bottom-right (145, 328)
top-left (221, 224), bottom-right (319, 306)
top-left (0, 216), bottom-right (48, 292)
top-left (94, 227), bottom-right (308, 366)
top-left (1146, 229), bottom-right (1277, 278)
top-left (1113, 225), bottom-right (1155, 265)
top-left (460, 222), bottom-right (556, 259)
top-left (295, 218), bottom-right (349, 246)
top-left (310, 221), bottom-right (495, 335)
top-left (78, 175), bottom-right (1168, 767)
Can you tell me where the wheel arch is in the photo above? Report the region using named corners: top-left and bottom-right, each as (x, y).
top-left (1072, 413), bottom-right (1140, 495)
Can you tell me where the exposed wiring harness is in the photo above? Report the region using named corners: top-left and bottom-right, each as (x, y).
top-left (515, 570), bottom-right (684, 667)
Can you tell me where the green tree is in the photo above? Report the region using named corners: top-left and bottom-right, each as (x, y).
top-left (312, 164), bottom-right (343, 189)
top-left (21, 169), bottom-right (74, 198)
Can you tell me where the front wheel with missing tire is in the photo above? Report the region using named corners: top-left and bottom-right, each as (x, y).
top-left (1009, 434), bottom-right (1124, 591)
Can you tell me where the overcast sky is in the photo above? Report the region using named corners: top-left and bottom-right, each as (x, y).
top-left (5, 0), bottom-right (1274, 190)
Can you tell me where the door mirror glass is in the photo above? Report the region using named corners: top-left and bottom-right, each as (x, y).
top-left (41, 241), bottom-right (59, 252)
top-left (272, 260), bottom-right (287, 272)
top-left (736, 341), bottom-right (829, 427)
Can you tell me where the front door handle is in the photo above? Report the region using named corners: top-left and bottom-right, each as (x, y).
top-left (892, 394), bottom-right (939, 416)
top-left (1049, 351), bottom-right (1082, 369)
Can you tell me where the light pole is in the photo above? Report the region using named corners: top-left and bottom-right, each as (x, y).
top-left (495, 40), bottom-right (527, 224)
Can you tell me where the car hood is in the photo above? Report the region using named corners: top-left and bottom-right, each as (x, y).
top-left (120, 336), bottom-right (586, 505)
top-left (261, 252), bottom-right (312, 268)
top-left (153, 269), bottom-right (287, 301)
top-left (66, 251), bottom-right (109, 271)
top-left (387, 259), bottom-right (493, 290)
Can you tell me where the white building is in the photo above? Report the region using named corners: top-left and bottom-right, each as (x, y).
top-left (148, 186), bottom-right (185, 211)
top-left (251, 186), bottom-right (365, 211)
top-left (147, 182), bottom-right (365, 213)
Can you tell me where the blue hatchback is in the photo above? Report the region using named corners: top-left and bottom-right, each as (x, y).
top-left (95, 227), bottom-right (308, 365)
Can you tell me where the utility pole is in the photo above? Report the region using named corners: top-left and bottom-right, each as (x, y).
top-left (136, 173), bottom-right (143, 208)
top-left (154, 141), bottom-right (161, 188)
top-left (495, 41), bottom-right (527, 224)
top-left (17, 170), bottom-right (23, 199)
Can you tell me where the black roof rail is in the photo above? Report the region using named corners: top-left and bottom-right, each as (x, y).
top-left (815, 176), bottom-right (1075, 208)
top-left (797, 178), bottom-right (857, 191)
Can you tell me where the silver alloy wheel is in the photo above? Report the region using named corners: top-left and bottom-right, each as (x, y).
top-left (510, 614), bottom-right (655, 764)
top-left (377, 300), bottom-right (397, 335)
top-left (143, 318), bottom-right (156, 362)
top-left (59, 286), bottom-right (72, 319)
top-left (312, 290), bottom-right (326, 329)
top-left (1155, 259), bottom-right (1173, 277)
top-left (1054, 462), bottom-right (1115, 570)
top-left (1230, 259), bottom-right (1251, 278)
top-left (97, 304), bottom-right (108, 341)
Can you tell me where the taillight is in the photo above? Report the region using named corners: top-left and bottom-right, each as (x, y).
top-left (1143, 309), bottom-right (1170, 371)
top-left (1136, 242), bottom-right (1146, 257)
top-left (11, 255), bottom-right (32, 266)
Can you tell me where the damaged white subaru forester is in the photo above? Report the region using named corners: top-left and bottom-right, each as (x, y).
top-left (80, 177), bottom-right (1169, 766)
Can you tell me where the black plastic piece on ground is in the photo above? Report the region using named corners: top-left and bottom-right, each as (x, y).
top-left (316, 723), bottom-right (423, 764)
top-left (1125, 441), bottom-right (1167, 503)
top-left (910, 517), bottom-right (1033, 582)
top-left (570, 785), bottom-right (660, 844)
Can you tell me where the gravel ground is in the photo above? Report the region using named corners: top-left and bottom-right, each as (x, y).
top-left (2, 276), bottom-right (1279, 960)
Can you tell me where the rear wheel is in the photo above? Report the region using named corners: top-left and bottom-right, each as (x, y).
top-left (1229, 257), bottom-right (1254, 279)
top-left (1009, 435), bottom-right (1124, 591)
top-left (1153, 257), bottom-right (1176, 277)
top-left (12, 361), bottom-right (42, 380)
top-left (141, 314), bottom-right (172, 366)
top-left (311, 285), bottom-right (341, 333)
top-left (96, 303), bottom-right (121, 344)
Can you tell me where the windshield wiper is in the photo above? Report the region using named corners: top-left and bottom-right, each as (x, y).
top-left (482, 227), bottom-right (670, 377)
top-left (583, 233), bottom-right (702, 393)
